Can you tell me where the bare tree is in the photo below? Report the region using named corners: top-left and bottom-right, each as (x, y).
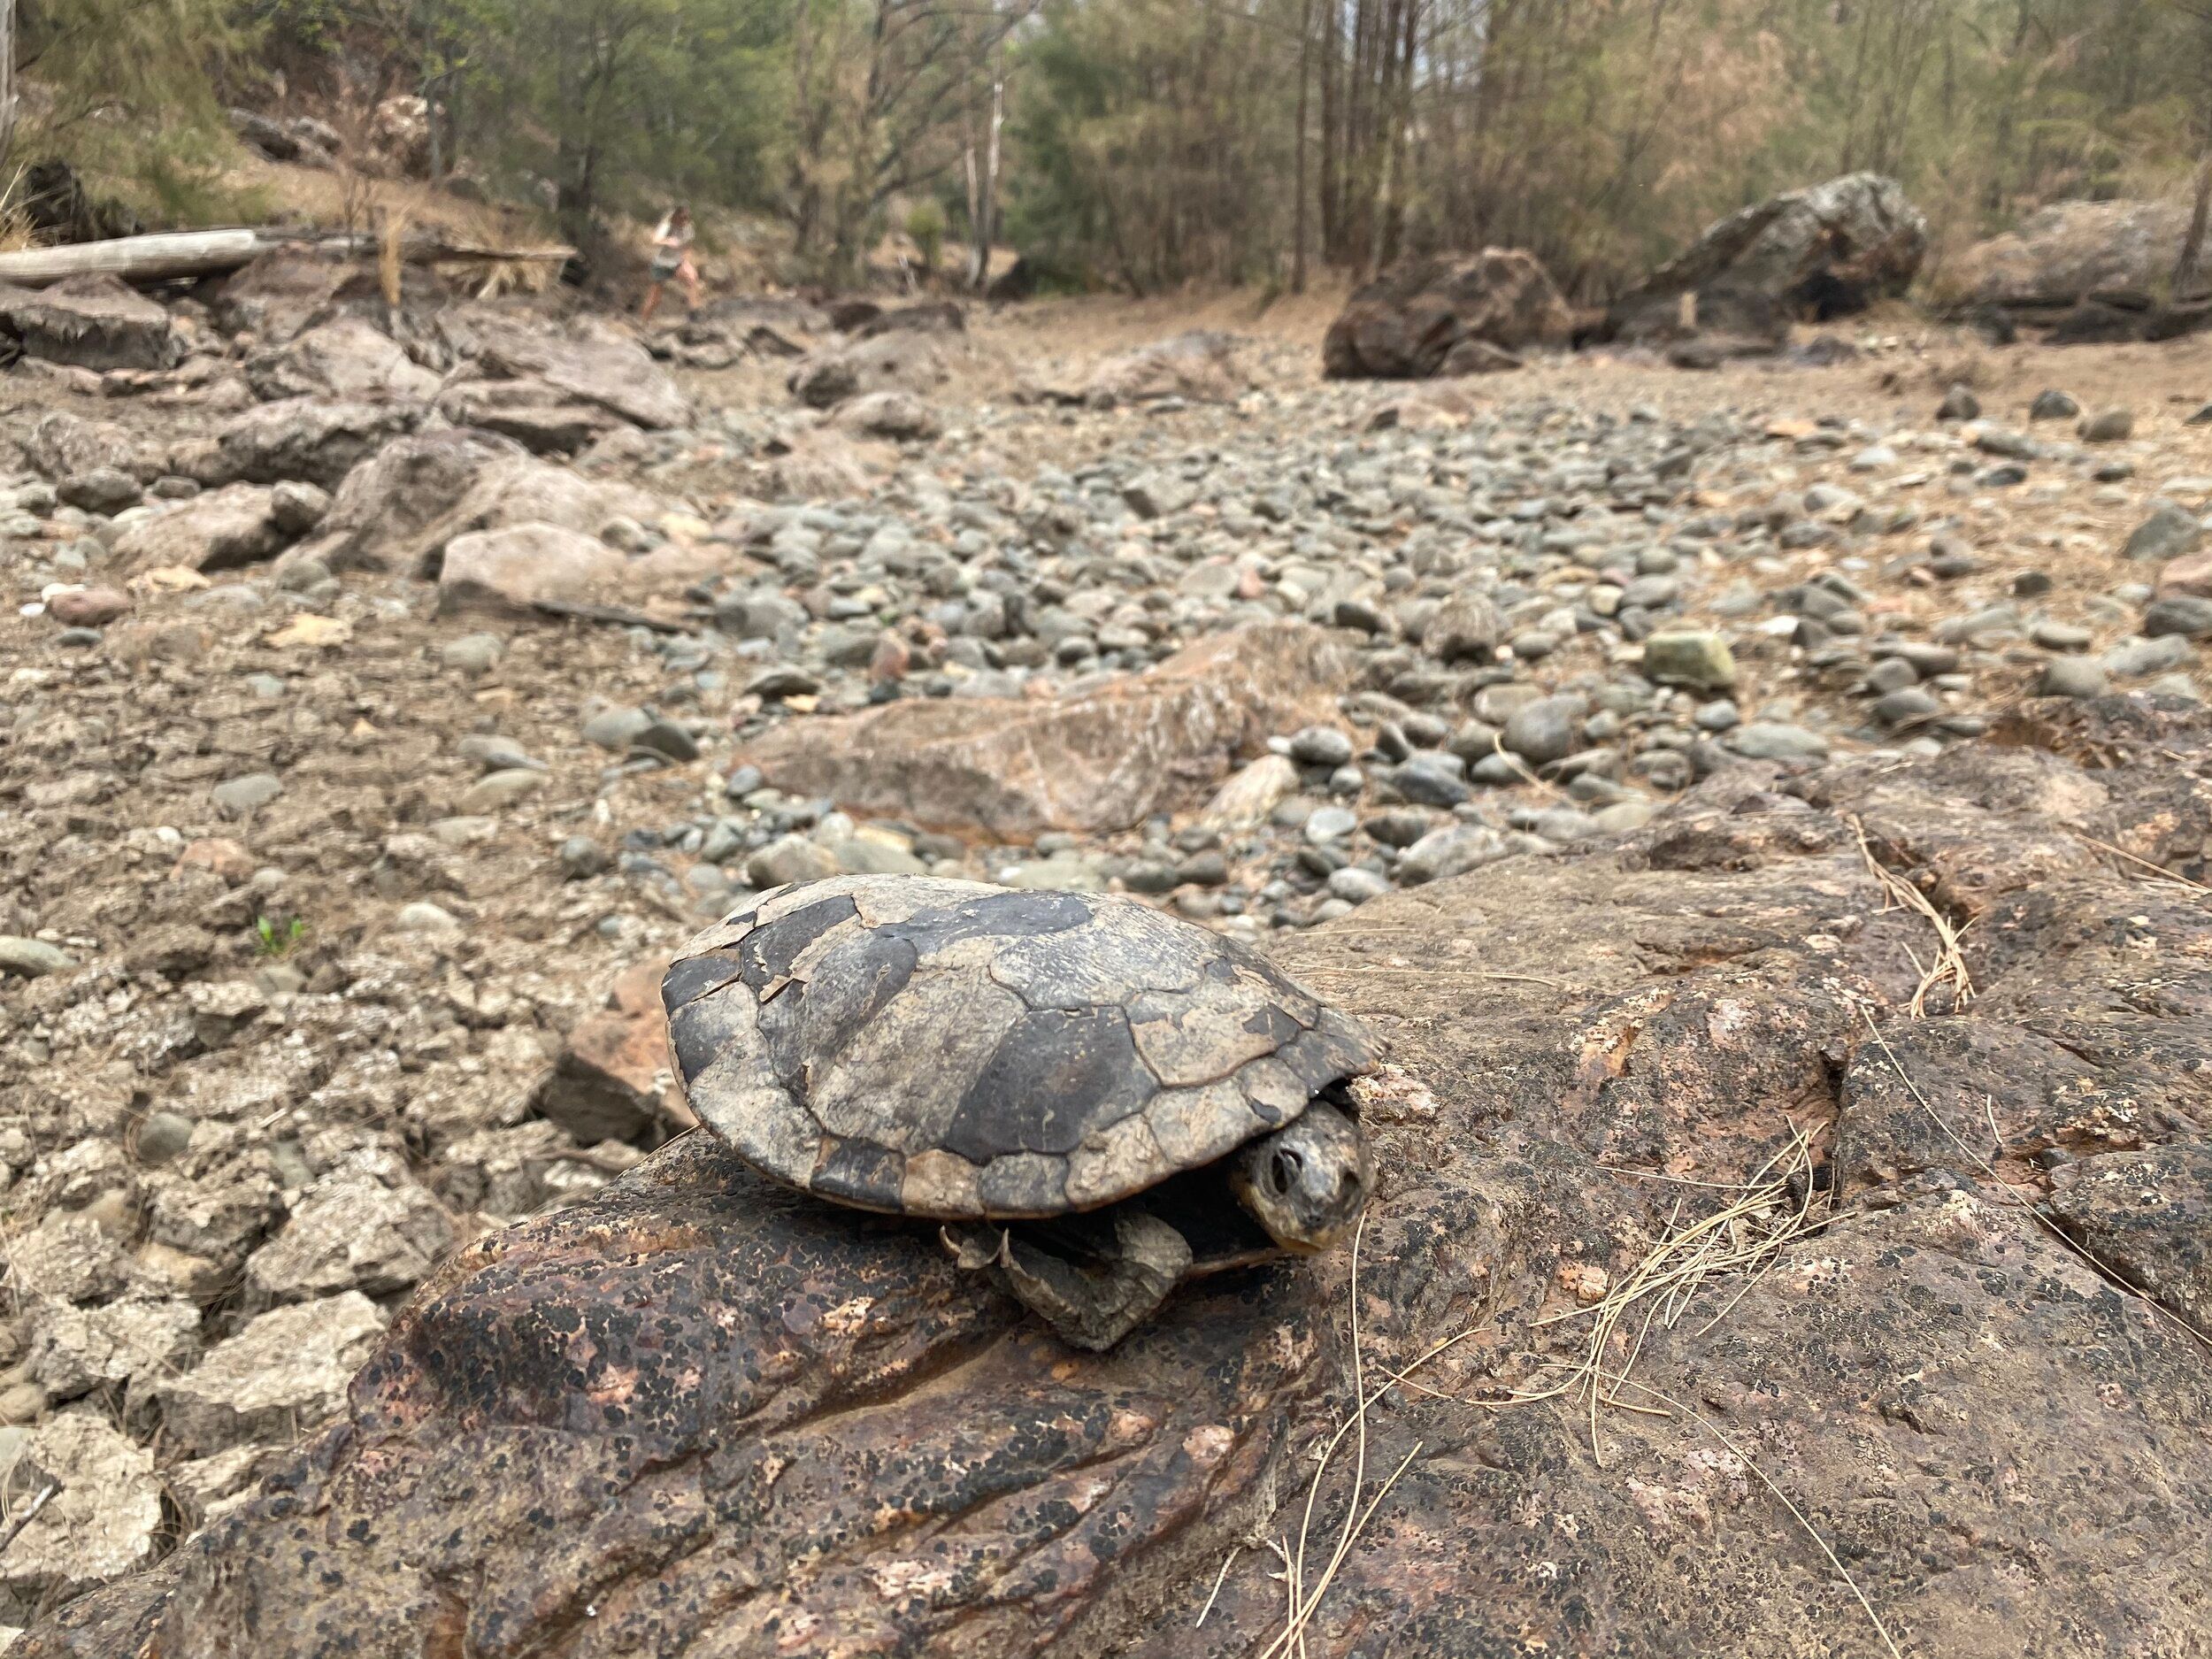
top-left (2175, 0), bottom-right (2212, 296)
top-left (0, 0), bottom-right (17, 167)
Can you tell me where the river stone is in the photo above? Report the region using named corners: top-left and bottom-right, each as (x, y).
top-left (0, 938), bottom-right (73, 978)
top-left (2144, 596), bottom-right (2212, 640)
top-left (1641, 630), bottom-right (1736, 689)
top-left (2039, 657), bottom-right (2109, 699)
top-left (211, 773), bottom-right (283, 818)
top-left (1728, 721), bottom-right (1829, 760)
top-left (1502, 695), bottom-right (1581, 765)
top-left (2125, 503), bottom-right (2205, 563)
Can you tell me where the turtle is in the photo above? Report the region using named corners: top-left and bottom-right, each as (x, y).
top-left (660, 874), bottom-right (1382, 1349)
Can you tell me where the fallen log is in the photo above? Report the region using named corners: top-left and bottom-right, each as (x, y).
top-left (0, 229), bottom-right (264, 288)
top-left (0, 228), bottom-right (575, 291)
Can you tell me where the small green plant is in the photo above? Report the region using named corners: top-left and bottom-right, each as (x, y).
top-left (903, 199), bottom-right (948, 280)
top-left (254, 915), bottom-right (308, 957)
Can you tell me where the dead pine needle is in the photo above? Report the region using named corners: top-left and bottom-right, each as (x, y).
top-left (1847, 815), bottom-right (1973, 1015)
top-left (2076, 833), bottom-right (2212, 894)
top-left (1194, 1546), bottom-right (1239, 1628)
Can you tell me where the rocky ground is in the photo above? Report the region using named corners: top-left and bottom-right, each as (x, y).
top-left (0, 262), bottom-right (2208, 1642)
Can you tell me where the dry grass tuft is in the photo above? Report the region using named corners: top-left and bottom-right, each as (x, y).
top-left (1497, 1129), bottom-right (1833, 1463)
top-left (1849, 816), bottom-right (1973, 1015)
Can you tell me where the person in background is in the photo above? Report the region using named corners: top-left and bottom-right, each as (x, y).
top-left (641, 205), bottom-right (700, 322)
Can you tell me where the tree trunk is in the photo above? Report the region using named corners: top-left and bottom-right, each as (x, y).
top-left (975, 72), bottom-right (1003, 292)
top-left (0, 0), bottom-right (15, 167)
top-left (2177, 148), bottom-right (2212, 301)
top-left (0, 229), bottom-right (264, 288)
top-left (1319, 0), bottom-right (1340, 262)
top-left (1293, 0), bottom-right (1313, 291)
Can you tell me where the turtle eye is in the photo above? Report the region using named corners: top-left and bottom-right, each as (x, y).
top-left (1269, 1148), bottom-right (1302, 1194)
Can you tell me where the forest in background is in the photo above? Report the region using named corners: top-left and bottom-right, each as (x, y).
top-left (8, 0), bottom-right (2212, 298)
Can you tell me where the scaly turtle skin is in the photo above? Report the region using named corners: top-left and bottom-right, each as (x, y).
top-left (662, 874), bottom-right (1380, 1348)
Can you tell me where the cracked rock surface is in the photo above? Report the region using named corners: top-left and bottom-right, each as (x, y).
top-left (26, 695), bottom-right (2212, 1657)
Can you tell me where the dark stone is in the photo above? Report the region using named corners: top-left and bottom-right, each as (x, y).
top-left (1323, 250), bottom-right (1574, 380)
top-left (2145, 596), bottom-right (2212, 640)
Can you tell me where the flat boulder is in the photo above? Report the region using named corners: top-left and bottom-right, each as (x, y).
top-left (1324, 249), bottom-right (1572, 379)
top-left (434, 377), bottom-right (619, 454)
top-left (1951, 198), bottom-right (2205, 312)
top-left (0, 273), bottom-right (178, 372)
top-left (437, 306), bottom-right (688, 429)
top-left (739, 618), bottom-right (1355, 837)
top-left (787, 330), bottom-right (948, 409)
top-left (206, 397), bottom-right (427, 491)
top-left (243, 317), bottom-right (440, 403)
top-left (110, 485), bottom-right (287, 574)
top-left (435, 521), bottom-right (627, 617)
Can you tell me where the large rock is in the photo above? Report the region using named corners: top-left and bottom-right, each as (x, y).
top-left (243, 317), bottom-right (441, 403)
top-left (30, 697), bottom-right (2212, 1659)
top-left (434, 377), bottom-right (619, 455)
top-left (292, 437), bottom-right (665, 578)
top-left (740, 619), bottom-right (1356, 838)
top-left (1951, 198), bottom-right (2207, 311)
top-left (209, 249), bottom-right (357, 343)
top-left (832, 388), bottom-right (941, 441)
top-left (435, 522), bottom-right (627, 617)
top-left (27, 1138), bottom-right (1311, 1658)
top-left (1622, 172), bottom-right (1928, 322)
top-left (788, 330), bottom-right (948, 409)
top-left (25, 411), bottom-right (164, 484)
top-left (205, 397), bottom-right (427, 491)
top-left (110, 485), bottom-right (286, 574)
top-left (436, 307), bottom-right (688, 429)
top-left (1324, 249), bottom-right (1571, 379)
top-left (0, 273), bottom-right (178, 372)
top-left (1068, 330), bottom-right (1245, 407)
top-left (284, 426), bottom-right (525, 574)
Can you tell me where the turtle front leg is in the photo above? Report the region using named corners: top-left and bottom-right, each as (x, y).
top-left (941, 1210), bottom-right (1193, 1351)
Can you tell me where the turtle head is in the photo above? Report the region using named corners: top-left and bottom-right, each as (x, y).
top-left (1229, 1096), bottom-right (1373, 1253)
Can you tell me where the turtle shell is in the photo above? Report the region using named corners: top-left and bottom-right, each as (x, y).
top-left (661, 875), bottom-right (1379, 1220)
